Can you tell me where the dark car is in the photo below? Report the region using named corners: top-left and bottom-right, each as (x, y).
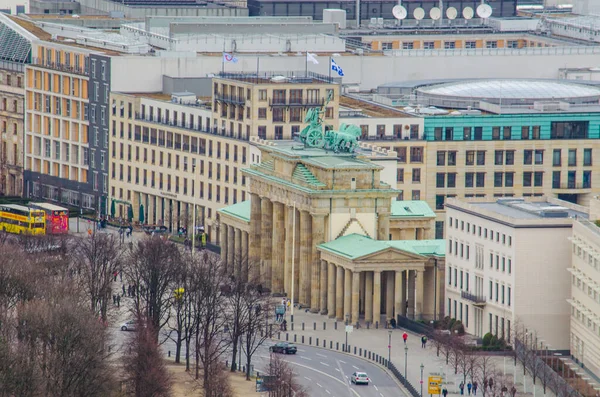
top-left (269, 342), bottom-right (297, 354)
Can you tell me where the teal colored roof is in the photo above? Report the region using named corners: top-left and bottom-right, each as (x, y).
top-left (218, 200), bottom-right (250, 222)
top-left (292, 163), bottom-right (326, 187)
top-left (391, 200), bottom-right (436, 218)
top-left (318, 233), bottom-right (445, 260)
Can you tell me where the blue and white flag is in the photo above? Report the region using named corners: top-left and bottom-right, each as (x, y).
top-left (223, 52), bottom-right (238, 64)
top-left (331, 58), bottom-right (344, 77)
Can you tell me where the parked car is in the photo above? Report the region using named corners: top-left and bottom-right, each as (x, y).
top-left (120, 320), bottom-right (136, 331)
top-left (269, 342), bottom-right (297, 354)
top-left (350, 372), bottom-right (370, 385)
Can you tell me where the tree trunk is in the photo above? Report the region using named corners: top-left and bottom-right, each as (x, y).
top-left (230, 337), bottom-right (238, 372)
top-left (175, 325), bottom-right (182, 364)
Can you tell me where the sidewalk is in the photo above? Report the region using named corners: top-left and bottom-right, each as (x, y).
top-left (281, 307), bottom-right (555, 397)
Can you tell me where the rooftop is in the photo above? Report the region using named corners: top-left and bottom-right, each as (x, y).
top-left (318, 233), bottom-right (445, 260)
top-left (215, 71), bottom-right (340, 85)
top-left (217, 200), bottom-right (250, 223)
top-left (391, 200), bottom-right (435, 219)
top-left (339, 95), bottom-right (415, 118)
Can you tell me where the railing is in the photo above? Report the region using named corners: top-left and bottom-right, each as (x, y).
top-left (217, 70), bottom-right (342, 85)
top-left (31, 57), bottom-right (88, 76)
top-left (552, 182), bottom-right (592, 190)
top-left (214, 93), bottom-right (245, 105)
top-left (461, 291), bottom-right (487, 304)
top-left (384, 46), bottom-right (600, 58)
top-left (268, 97), bottom-right (325, 107)
top-left (133, 113), bottom-right (250, 141)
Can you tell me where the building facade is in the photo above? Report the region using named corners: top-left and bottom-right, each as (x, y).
top-left (445, 197), bottom-right (582, 349)
top-left (218, 139), bottom-right (446, 324)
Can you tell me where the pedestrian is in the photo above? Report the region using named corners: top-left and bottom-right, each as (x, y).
top-left (442, 387), bottom-right (448, 397)
top-left (119, 270), bottom-right (122, 282)
top-left (510, 386), bottom-right (517, 397)
top-left (402, 331), bottom-right (408, 344)
top-left (488, 378), bottom-right (494, 390)
top-left (421, 335), bottom-right (428, 348)
top-left (467, 382), bottom-right (472, 395)
top-left (113, 271), bottom-right (118, 282)
top-left (112, 294), bottom-right (116, 305)
top-left (122, 284), bottom-right (126, 296)
top-left (116, 295), bottom-right (121, 307)
top-left (473, 381), bottom-right (478, 396)
top-left (460, 381), bottom-right (465, 395)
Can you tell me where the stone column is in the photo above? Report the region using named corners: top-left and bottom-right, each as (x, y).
top-left (416, 270), bottom-right (425, 320)
top-left (311, 214), bottom-right (326, 313)
top-left (284, 206), bottom-right (294, 295)
top-left (352, 271), bottom-right (360, 324)
top-left (386, 271), bottom-right (394, 321)
top-left (299, 210), bottom-right (312, 306)
top-left (377, 211), bottom-right (390, 241)
top-left (293, 209), bottom-right (300, 302)
top-left (416, 228), bottom-right (423, 240)
top-left (344, 268), bottom-right (352, 322)
top-left (407, 270), bottom-right (416, 319)
top-left (220, 222), bottom-right (228, 269)
top-left (271, 201), bottom-right (285, 294)
top-left (327, 261), bottom-right (336, 318)
top-left (261, 197), bottom-right (273, 289)
top-left (227, 225), bottom-right (235, 275)
top-left (320, 259), bottom-right (327, 314)
top-left (241, 231), bottom-right (249, 282)
top-left (336, 265), bottom-right (344, 321)
top-left (402, 270), bottom-right (408, 316)
top-left (234, 228), bottom-right (242, 279)
top-left (373, 271), bottom-right (381, 327)
top-left (249, 193), bottom-right (262, 282)
top-left (148, 195), bottom-right (155, 224)
top-left (365, 271), bottom-right (373, 323)
top-left (156, 197), bottom-right (163, 225)
top-left (395, 270), bottom-right (404, 320)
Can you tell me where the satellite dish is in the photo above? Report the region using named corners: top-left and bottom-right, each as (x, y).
top-left (446, 7), bottom-right (458, 20)
top-left (463, 6), bottom-right (474, 19)
top-left (430, 7), bottom-right (441, 20)
top-left (477, 4), bottom-right (493, 18)
top-left (392, 5), bottom-right (407, 20)
top-left (414, 7), bottom-right (425, 20)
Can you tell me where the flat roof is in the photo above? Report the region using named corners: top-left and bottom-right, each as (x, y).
top-left (30, 202), bottom-right (69, 211)
top-left (339, 95), bottom-right (415, 118)
top-left (391, 200), bottom-right (435, 218)
top-left (450, 198), bottom-right (588, 221)
top-left (218, 200), bottom-right (250, 223)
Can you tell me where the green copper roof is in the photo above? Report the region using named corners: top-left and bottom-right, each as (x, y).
top-left (391, 200), bottom-right (436, 218)
top-left (318, 233), bottom-right (445, 260)
top-left (292, 164), bottom-right (326, 187)
top-left (218, 200), bottom-right (250, 222)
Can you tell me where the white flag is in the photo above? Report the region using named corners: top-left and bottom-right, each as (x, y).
top-left (223, 52), bottom-right (238, 64)
top-left (306, 52), bottom-right (319, 65)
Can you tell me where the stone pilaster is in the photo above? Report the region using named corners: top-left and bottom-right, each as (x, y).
top-left (249, 193), bottom-right (262, 283)
top-left (395, 270), bottom-right (403, 321)
top-left (373, 270), bottom-right (381, 327)
top-left (311, 214), bottom-right (325, 313)
top-left (261, 197), bottom-right (273, 289)
top-left (271, 201), bottom-right (285, 294)
top-left (148, 195), bottom-right (155, 225)
top-left (386, 271), bottom-right (394, 321)
top-left (407, 270), bottom-right (416, 319)
top-left (284, 206), bottom-right (294, 295)
top-left (336, 265), bottom-right (344, 321)
top-left (156, 197), bottom-right (163, 225)
top-left (234, 228), bottom-right (242, 279)
top-left (299, 210), bottom-right (312, 306)
top-left (220, 222), bottom-right (228, 269)
top-left (402, 270), bottom-right (408, 316)
top-left (227, 225), bottom-right (235, 275)
top-left (293, 210), bottom-right (300, 302)
top-left (344, 268), bottom-right (352, 322)
top-left (378, 211), bottom-right (390, 241)
top-left (320, 259), bottom-right (327, 314)
top-left (327, 261), bottom-right (335, 318)
top-left (241, 231), bottom-right (249, 282)
top-left (365, 271), bottom-right (373, 323)
top-left (351, 271), bottom-right (360, 324)
top-left (416, 270), bottom-right (425, 320)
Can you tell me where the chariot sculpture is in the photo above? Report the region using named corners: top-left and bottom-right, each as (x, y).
top-left (298, 91), bottom-right (361, 153)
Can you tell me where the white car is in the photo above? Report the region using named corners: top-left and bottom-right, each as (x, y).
top-left (350, 372), bottom-right (370, 385)
top-left (120, 320), bottom-right (136, 331)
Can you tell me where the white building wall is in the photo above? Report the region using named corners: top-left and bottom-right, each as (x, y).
top-left (0, 0), bottom-right (29, 14)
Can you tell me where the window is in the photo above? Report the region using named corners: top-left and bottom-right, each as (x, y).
top-left (465, 172), bottom-right (474, 188)
top-left (412, 190), bottom-right (420, 200)
top-left (503, 126), bottom-right (512, 140)
top-left (584, 171), bottom-right (592, 188)
top-left (507, 40), bottom-right (519, 48)
top-left (402, 42), bottom-right (414, 49)
top-left (447, 173), bottom-right (456, 188)
top-left (534, 171), bottom-right (544, 187)
top-left (412, 168), bottom-right (421, 183)
top-left (258, 90), bottom-right (267, 101)
top-left (396, 169), bottom-right (404, 182)
top-left (532, 126), bottom-right (541, 139)
top-left (436, 195), bottom-right (445, 210)
top-left (463, 127), bottom-right (472, 140)
top-left (381, 42), bottom-right (393, 50)
top-left (524, 150), bottom-right (532, 165)
top-left (474, 127), bottom-right (483, 140)
top-left (437, 151), bottom-right (446, 166)
top-left (559, 150), bottom-right (573, 171)
top-left (551, 121), bottom-right (589, 139)
top-left (410, 147), bottom-right (423, 163)
top-left (494, 172), bottom-right (503, 187)
top-left (476, 172), bottom-right (485, 187)
top-left (535, 150), bottom-right (544, 165)
top-left (436, 173), bottom-right (445, 188)
top-left (424, 41), bottom-right (435, 49)
top-left (506, 151), bottom-right (514, 165)
top-left (466, 151), bottom-right (475, 166)
top-left (505, 172), bottom-right (514, 187)
top-left (465, 41), bottom-right (476, 49)
top-left (553, 149), bottom-right (561, 166)
top-left (523, 171), bottom-right (532, 187)
top-left (444, 41), bottom-right (456, 49)
top-left (486, 41), bottom-right (498, 48)
top-left (476, 151), bottom-right (485, 165)
top-left (584, 148), bottom-right (592, 166)
top-left (521, 126), bottom-right (530, 139)
top-left (492, 127), bottom-right (500, 140)
top-left (258, 108), bottom-right (267, 119)
top-left (448, 151), bottom-right (456, 166)
top-left (495, 151), bottom-right (503, 165)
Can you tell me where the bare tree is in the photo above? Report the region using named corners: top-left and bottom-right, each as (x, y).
top-left (123, 317), bottom-right (172, 397)
top-left (242, 284), bottom-right (271, 381)
top-left (473, 355), bottom-right (497, 397)
top-left (125, 236), bottom-right (183, 340)
top-left (73, 233), bottom-right (123, 322)
top-left (264, 355), bottom-right (309, 397)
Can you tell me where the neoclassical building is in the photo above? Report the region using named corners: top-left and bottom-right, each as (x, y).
top-left (218, 138), bottom-right (445, 324)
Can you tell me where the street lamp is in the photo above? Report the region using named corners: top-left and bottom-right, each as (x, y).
top-left (404, 344), bottom-right (408, 385)
top-left (345, 314), bottom-right (350, 352)
top-left (388, 330), bottom-right (392, 366)
top-left (420, 363), bottom-right (425, 397)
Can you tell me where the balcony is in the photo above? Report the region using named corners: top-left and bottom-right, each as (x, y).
top-left (552, 182), bottom-right (592, 192)
top-left (268, 97), bottom-right (325, 108)
top-left (214, 93), bottom-right (245, 105)
top-left (461, 291), bottom-right (486, 306)
top-left (31, 57), bottom-right (88, 76)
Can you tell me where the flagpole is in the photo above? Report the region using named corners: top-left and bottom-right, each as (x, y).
top-left (329, 56), bottom-right (332, 82)
top-left (305, 51), bottom-right (308, 78)
top-left (256, 56), bottom-right (260, 82)
top-left (221, 43), bottom-right (225, 75)
top-left (290, 201), bottom-right (296, 324)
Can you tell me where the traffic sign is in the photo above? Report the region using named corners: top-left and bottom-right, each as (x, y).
top-left (345, 325), bottom-right (354, 333)
top-left (428, 376), bottom-right (443, 394)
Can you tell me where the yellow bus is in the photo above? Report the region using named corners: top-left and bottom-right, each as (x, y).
top-left (0, 204), bottom-right (46, 235)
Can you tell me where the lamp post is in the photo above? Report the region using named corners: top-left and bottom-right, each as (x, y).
top-left (192, 164), bottom-right (198, 256)
top-left (388, 330), bottom-right (392, 366)
top-left (420, 363), bottom-right (425, 397)
top-left (345, 314), bottom-right (350, 352)
top-left (404, 344), bottom-right (408, 385)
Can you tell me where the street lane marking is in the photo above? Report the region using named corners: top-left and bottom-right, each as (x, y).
top-left (339, 360), bottom-right (347, 364)
top-left (283, 360), bottom-right (361, 397)
top-left (300, 356), bottom-right (312, 360)
top-left (335, 368), bottom-right (340, 372)
top-left (373, 385), bottom-right (379, 391)
top-left (352, 365), bottom-right (360, 370)
top-left (380, 393), bottom-right (384, 397)
top-left (326, 390), bottom-right (331, 395)
top-left (304, 376), bottom-right (312, 381)
top-left (316, 353), bottom-right (327, 358)
top-left (317, 383), bottom-right (323, 388)
top-left (297, 349), bottom-right (306, 352)
top-left (320, 362), bottom-right (330, 367)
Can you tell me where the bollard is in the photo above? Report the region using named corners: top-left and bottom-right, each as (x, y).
top-left (375, 321), bottom-right (379, 329)
top-left (168, 351), bottom-right (171, 357)
top-left (354, 346), bottom-right (357, 355)
top-left (324, 322), bottom-right (326, 331)
top-left (294, 334), bottom-right (297, 342)
top-left (278, 332), bottom-right (281, 340)
top-left (336, 342), bottom-right (339, 350)
top-left (286, 333), bottom-right (289, 341)
top-left (257, 371), bottom-right (259, 378)
top-left (334, 322), bottom-right (337, 330)
top-left (313, 322), bottom-right (316, 330)
top-left (359, 348), bottom-right (362, 356)
top-left (302, 322), bottom-right (305, 331)
top-left (355, 322), bottom-right (359, 330)
top-left (291, 322), bottom-right (294, 331)
top-left (367, 322), bottom-right (370, 330)
top-left (243, 365), bottom-right (246, 373)
top-left (368, 351), bottom-right (371, 359)
top-left (302, 335), bottom-right (304, 344)
top-left (309, 336), bottom-right (312, 345)
top-left (316, 338), bottom-right (319, 346)
top-left (226, 360), bottom-right (228, 368)
top-left (330, 341), bottom-right (333, 349)
top-left (323, 339), bottom-right (326, 348)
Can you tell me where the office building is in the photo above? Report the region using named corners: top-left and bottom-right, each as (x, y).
top-left (445, 197), bottom-right (586, 349)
